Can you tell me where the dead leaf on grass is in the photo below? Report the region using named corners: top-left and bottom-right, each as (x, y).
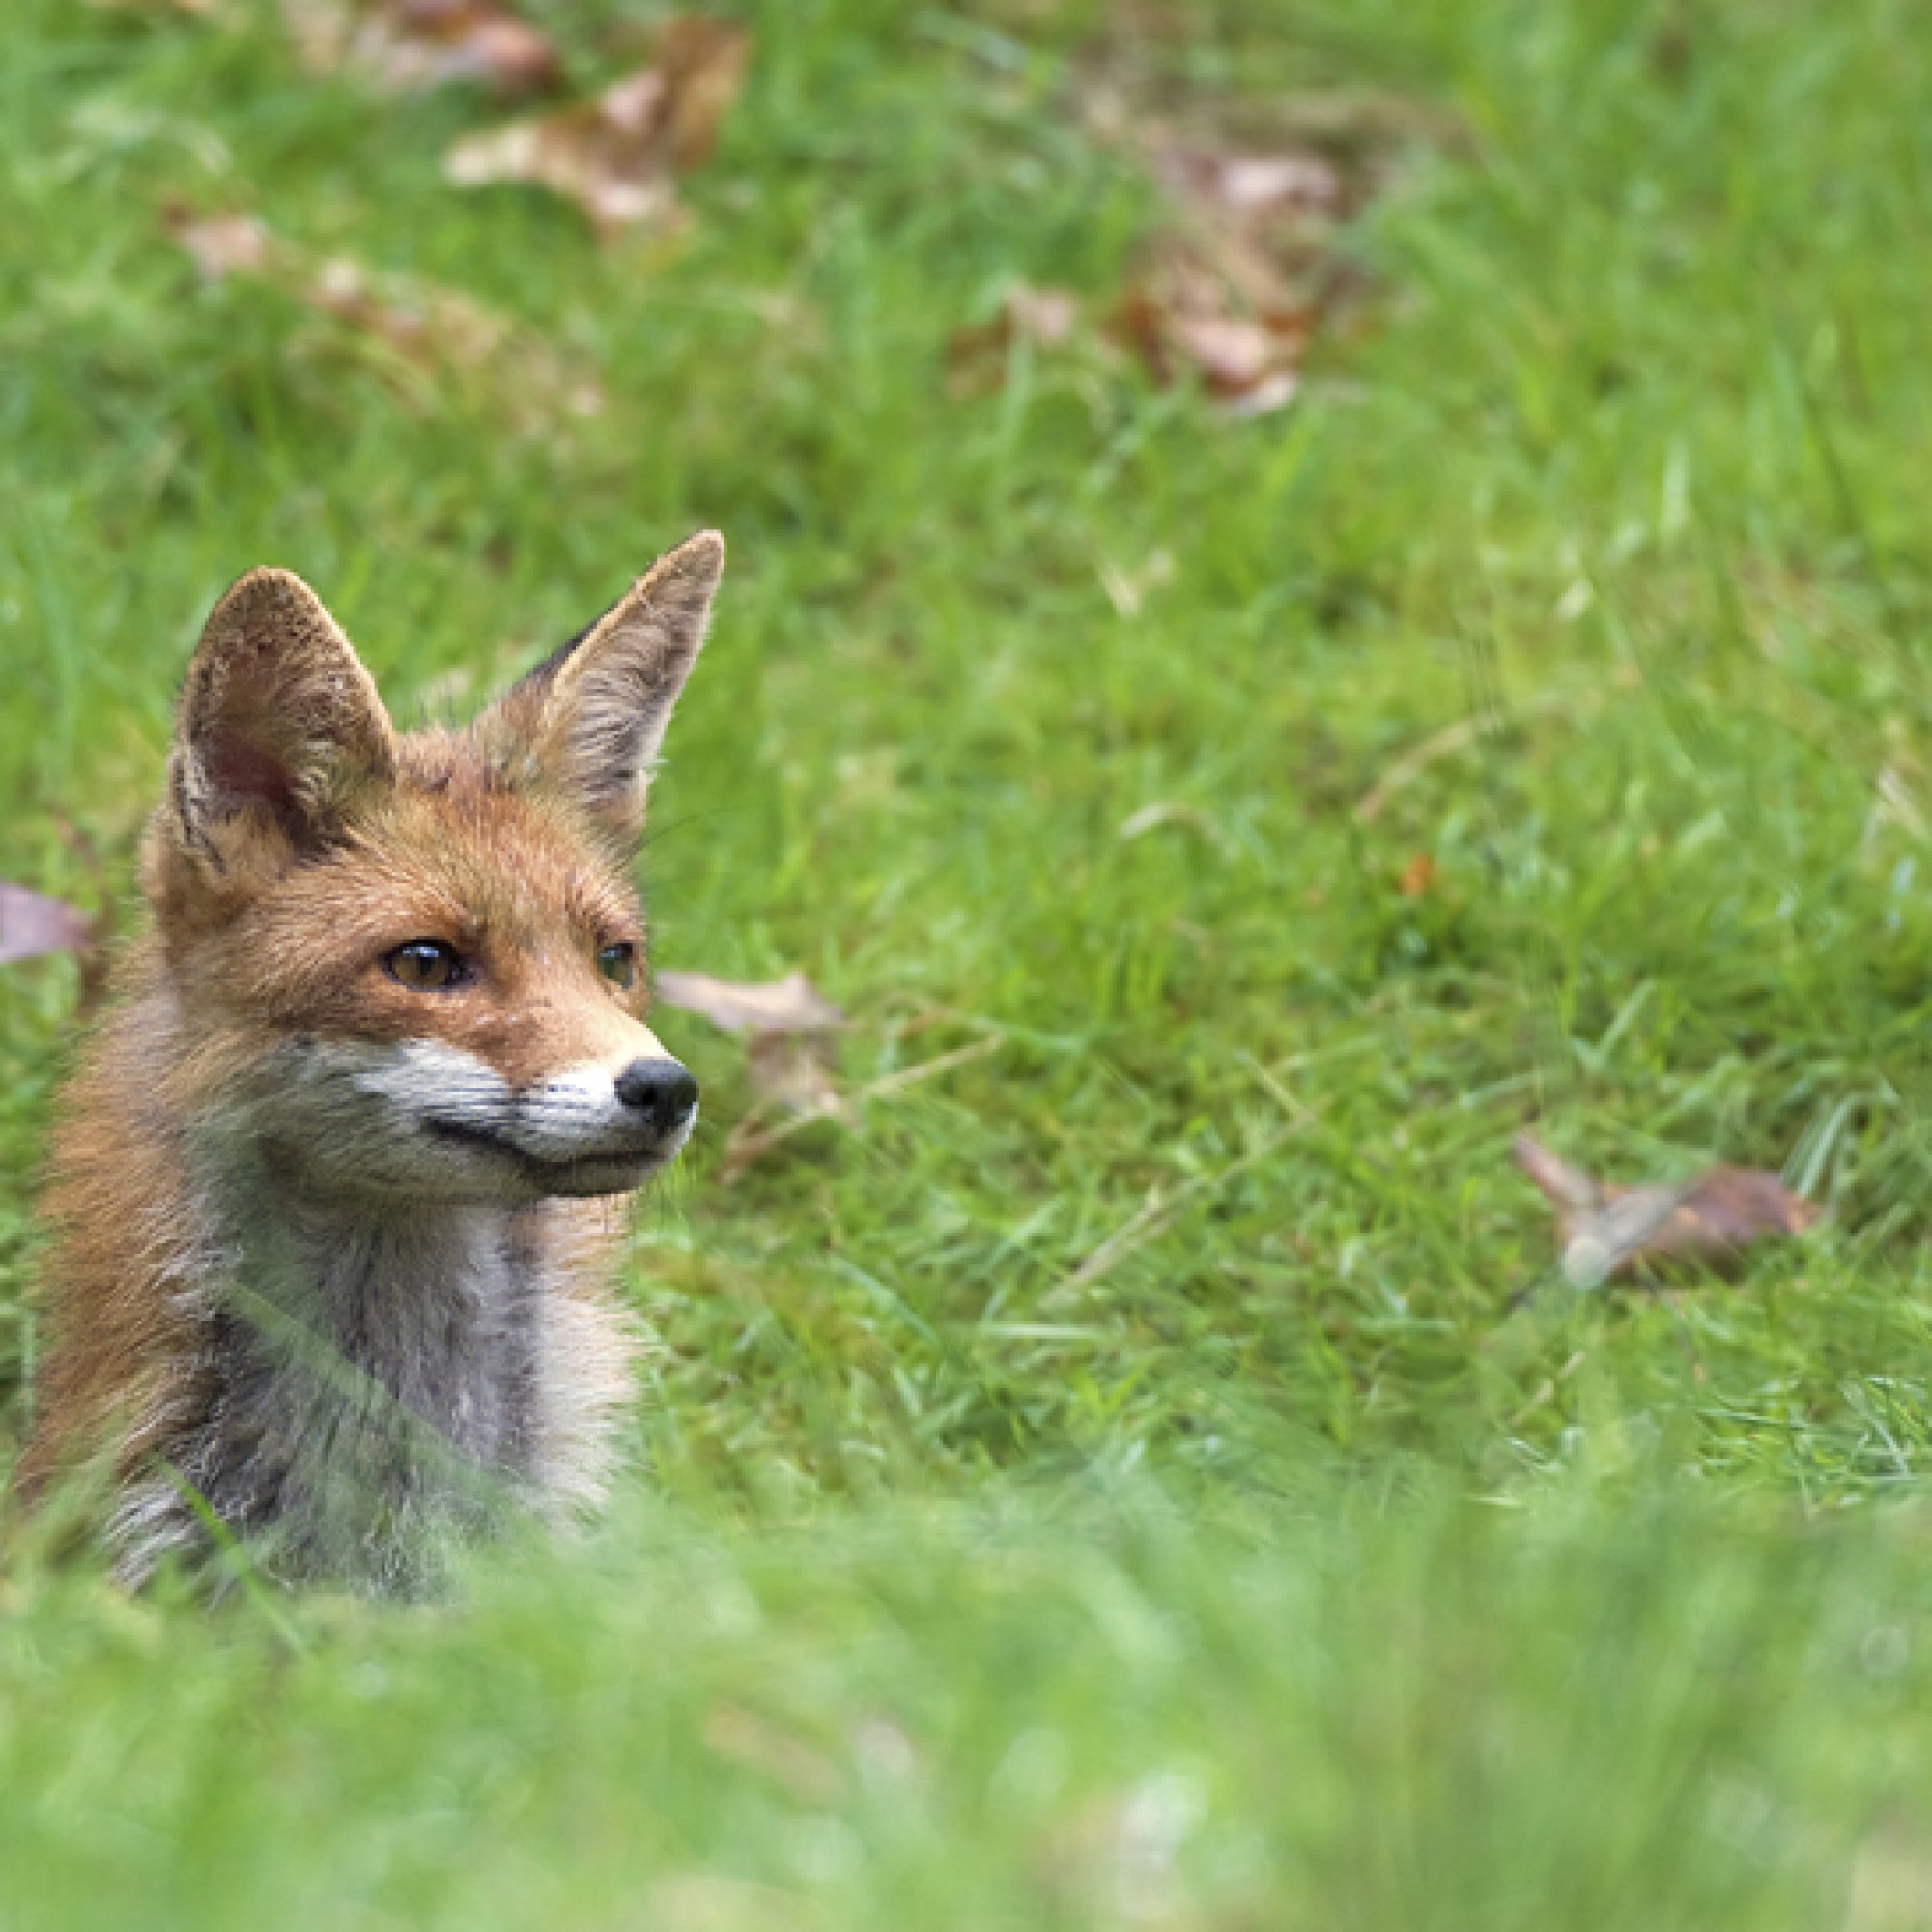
top-left (1064, 49), bottom-right (1447, 418)
top-left (0, 883), bottom-right (92, 969)
top-left (1109, 272), bottom-right (1312, 416)
top-left (946, 282), bottom-right (1082, 395)
top-left (165, 205), bottom-right (604, 424)
top-left (172, 211), bottom-right (271, 280)
top-left (656, 967), bottom-right (847, 1136)
top-left (284, 0), bottom-right (561, 98)
top-left (745, 1032), bottom-right (845, 1119)
top-left (655, 969), bottom-right (843, 1036)
top-left (443, 15), bottom-right (752, 237)
top-left (1514, 1135), bottom-right (1821, 1289)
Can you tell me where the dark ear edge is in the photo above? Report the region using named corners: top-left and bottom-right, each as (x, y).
top-left (167, 567), bottom-right (396, 863)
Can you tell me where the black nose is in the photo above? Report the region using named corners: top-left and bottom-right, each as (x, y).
top-left (614, 1057), bottom-right (698, 1139)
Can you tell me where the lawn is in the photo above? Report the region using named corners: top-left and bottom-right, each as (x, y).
top-left (5, 0), bottom-right (1932, 1922)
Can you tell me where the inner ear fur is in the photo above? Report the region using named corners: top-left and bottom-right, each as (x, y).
top-left (164, 567), bottom-right (396, 868)
top-left (477, 530), bottom-right (724, 843)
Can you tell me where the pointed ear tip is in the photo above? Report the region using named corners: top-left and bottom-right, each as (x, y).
top-left (202, 565), bottom-right (327, 631)
top-left (220, 564), bottom-right (315, 600)
top-left (671, 528), bottom-right (726, 574)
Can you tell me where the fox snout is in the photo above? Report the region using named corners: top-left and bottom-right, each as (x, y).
top-left (252, 1036), bottom-right (700, 1205)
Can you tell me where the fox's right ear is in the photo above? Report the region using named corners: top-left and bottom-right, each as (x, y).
top-left (476, 530), bottom-right (724, 848)
top-left (161, 569), bottom-right (396, 870)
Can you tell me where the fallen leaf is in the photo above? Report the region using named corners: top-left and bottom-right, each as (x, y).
top-left (0, 883), bottom-right (91, 968)
top-left (172, 211), bottom-right (271, 281)
top-left (717, 1033), bottom-right (1006, 1185)
top-left (1153, 145), bottom-right (1342, 219)
top-left (165, 206), bottom-right (604, 425)
top-left (1108, 248), bottom-right (1314, 418)
top-left (1062, 53), bottom-right (1447, 420)
top-left (655, 969), bottom-right (843, 1036)
top-left (745, 1031), bottom-right (844, 1119)
top-left (444, 15), bottom-right (751, 237)
top-left (946, 283), bottom-right (1082, 395)
top-left (1514, 1135), bottom-right (1821, 1289)
top-left (284, 0), bottom-right (561, 98)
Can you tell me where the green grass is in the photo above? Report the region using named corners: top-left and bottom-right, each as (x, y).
top-left (7, 0), bottom-right (1932, 1920)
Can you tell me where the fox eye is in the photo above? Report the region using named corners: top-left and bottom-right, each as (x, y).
top-left (597, 942), bottom-right (637, 989)
top-left (385, 941), bottom-right (465, 992)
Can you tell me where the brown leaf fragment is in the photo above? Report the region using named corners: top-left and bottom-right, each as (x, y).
top-left (1153, 146), bottom-right (1343, 220)
top-left (655, 970), bottom-right (843, 1036)
top-left (443, 16), bottom-right (751, 237)
top-left (285, 0), bottom-right (561, 98)
top-left (164, 207), bottom-right (604, 425)
top-left (946, 283), bottom-right (1082, 395)
top-left (170, 210), bottom-right (272, 282)
top-left (745, 1031), bottom-right (845, 1120)
top-left (1105, 236), bottom-right (1314, 417)
top-left (0, 883), bottom-right (92, 968)
top-left (1063, 55), bottom-right (1449, 423)
top-left (1513, 1135), bottom-right (1821, 1289)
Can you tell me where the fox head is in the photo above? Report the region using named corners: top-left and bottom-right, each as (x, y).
top-left (140, 531), bottom-right (724, 1207)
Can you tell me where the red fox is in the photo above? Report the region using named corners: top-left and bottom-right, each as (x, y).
top-left (17, 531), bottom-right (724, 1591)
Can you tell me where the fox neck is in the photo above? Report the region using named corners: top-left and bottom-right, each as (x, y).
top-left (153, 1146), bottom-right (558, 1590)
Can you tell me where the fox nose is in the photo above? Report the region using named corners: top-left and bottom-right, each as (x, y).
top-left (614, 1057), bottom-right (698, 1141)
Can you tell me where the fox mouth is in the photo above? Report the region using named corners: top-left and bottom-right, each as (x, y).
top-left (421, 1117), bottom-right (673, 1196)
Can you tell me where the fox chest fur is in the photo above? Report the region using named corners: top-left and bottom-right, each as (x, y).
top-left (20, 532), bottom-right (726, 1591)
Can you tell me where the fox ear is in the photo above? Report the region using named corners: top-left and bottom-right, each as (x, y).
top-left (482, 530), bottom-right (724, 844)
top-left (166, 568), bottom-right (395, 862)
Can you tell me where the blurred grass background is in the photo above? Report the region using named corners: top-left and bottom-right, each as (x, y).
top-left (7, 0), bottom-right (1932, 1923)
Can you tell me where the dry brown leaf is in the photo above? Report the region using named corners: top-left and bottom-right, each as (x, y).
top-left (1113, 243), bottom-right (1321, 417)
top-left (285, 0), bottom-right (561, 98)
top-left (165, 206), bottom-right (604, 425)
top-left (444, 16), bottom-right (751, 238)
top-left (1514, 1135), bottom-right (1821, 1289)
top-left (745, 1031), bottom-right (845, 1119)
top-left (172, 211), bottom-right (271, 281)
top-left (946, 283), bottom-right (1082, 395)
top-left (1064, 52), bottom-right (1446, 420)
top-left (654, 970), bottom-right (843, 1035)
top-left (0, 883), bottom-right (92, 968)
top-left (1152, 145), bottom-right (1342, 220)
top-left (716, 1033), bottom-right (1006, 1185)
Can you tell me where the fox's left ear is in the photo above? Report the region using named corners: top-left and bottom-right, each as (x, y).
top-left (480, 529), bottom-right (724, 844)
top-left (164, 567), bottom-right (396, 867)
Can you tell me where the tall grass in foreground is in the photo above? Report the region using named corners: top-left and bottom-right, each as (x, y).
top-left (6, 0), bottom-right (1932, 1919)
top-left (7, 1477), bottom-right (1931, 1931)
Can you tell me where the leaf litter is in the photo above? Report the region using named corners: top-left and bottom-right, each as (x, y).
top-left (444, 15), bottom-right (752, 238)
top-left (0, 883), bottom-right (92, 970)
top-left (166, 205), bottom-right (604, 425)
top-left (1514, 1135), bottom-right (1822, 1290)
top-left (284, 0), bottom-right (562, 98)
top-left (951, 32), bottom-right (1453, 417)
top-left (653, 971), bottom-right (1006, 1183)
